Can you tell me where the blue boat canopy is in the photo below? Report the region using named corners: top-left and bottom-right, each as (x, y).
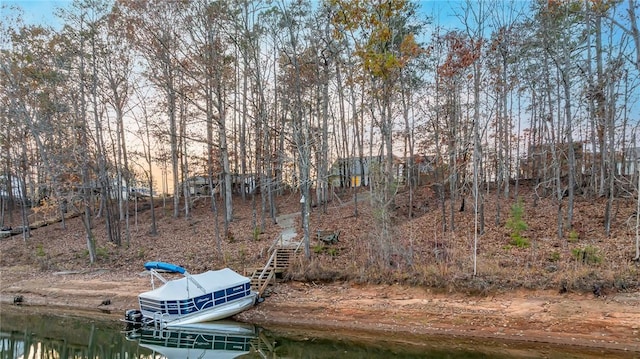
top-left (144, 261), bottom-right (186, 274)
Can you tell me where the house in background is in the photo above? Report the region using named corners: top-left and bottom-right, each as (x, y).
top-left (617, 147), bottom-right (640, 176)
top-left (0, 174), bottom-right (26, 200)
top-left (103, 178), bottom-right (154, 200)
top-left (329, 156), bottom-right (386, 188)
top-left (184, 175), bottom-right (212, 196)
top-left (404, 155), bottom-right (437, 185)
top-left (182, 173), bottom-right (257, 196)
top-left (519, 142), bottom-right (584, 180)
top-left (329, 155), bottom-right (435, 188)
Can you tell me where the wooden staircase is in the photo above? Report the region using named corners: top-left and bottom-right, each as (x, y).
top-left (273, 247), bottom-right (297, 272)
top-left (248, 235), bottom-right (301, 298)
top-left (250, 331), bottom-right (275, 358)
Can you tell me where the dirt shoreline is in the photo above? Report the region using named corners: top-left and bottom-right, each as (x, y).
top-left (1, 268), bottom-right (639, 355)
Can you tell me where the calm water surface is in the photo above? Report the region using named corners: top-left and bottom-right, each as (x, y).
top-left (0, 307), bottom-right (636, 359)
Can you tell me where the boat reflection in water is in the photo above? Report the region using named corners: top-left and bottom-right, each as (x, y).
top-left (126, 320), bottom-right (266, 359)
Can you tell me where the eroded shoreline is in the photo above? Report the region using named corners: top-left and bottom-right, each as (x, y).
top-left (1, 269), bottom-right (639, 355)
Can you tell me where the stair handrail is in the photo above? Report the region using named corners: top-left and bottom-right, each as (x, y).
top-left (255, 249), bottom-right (278, 296)
top-left (249, 331), bottom-right (273, 359)
top-left (260, 249), bottom-right (277, 277)
top-left (267, 233), bottom-right (283, 254)
top-left (256, 270), bottom-right (274, 297)
top-left (256, 231), bottom-right (303, 297)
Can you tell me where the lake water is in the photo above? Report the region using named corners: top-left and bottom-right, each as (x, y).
top-left (0, 306), bottom-right (636, 359)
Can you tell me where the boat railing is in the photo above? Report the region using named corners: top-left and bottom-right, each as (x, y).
top-left (146, 267), bottom-right (206, 294)
top-left (183, 272), bottom-right (207, 294)
top-left (148, 270), bottom-right (168, 290)
top-left (153, 312), bottom-right (168, 330)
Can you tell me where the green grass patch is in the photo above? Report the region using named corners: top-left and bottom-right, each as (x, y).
top-left (506, 197), bottom-right (529, 248)
top-left (572, 245), bottom-right (602, 265)
top-left (35, 244), bottom-right (46, 257)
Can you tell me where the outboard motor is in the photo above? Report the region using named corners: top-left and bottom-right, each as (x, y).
top-left (124, 309), bottom-right (143, 330)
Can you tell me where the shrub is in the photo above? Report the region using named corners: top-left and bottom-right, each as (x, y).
top-left (35, 244), bottom-right (46, 257)
top-left (252, 227), bottom-right (261, 241)
top-left (506, 197), bottom-right (529, 248)
top-left (568, 230), bottom-right (579, 243)
top-left (572, 245), bottom-right (602, 265)
top-left (96, 246), bottom-right (109, 259)
top-left (312, 245), bottom-right (339, 256)
top-left (510, 236), bottom-right (530, 248)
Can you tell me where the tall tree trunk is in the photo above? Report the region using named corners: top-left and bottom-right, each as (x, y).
top-left (635, 165), bottom-right (640, 260)
top-left (596, 14), bottom-right (607, 197)
top-left (472, 38), bottom-right (485, 241)
top-left (401, 74), bottom-right (415, 219)
top-left (78, 16), bottom-right (96, 263)
top-left (219, 115), bottom-right (234, 227)
top-left (448, 87), bottom-right (459, 232)
top-left (18, 142), bottom-right (30, 242)
top-left (168, 74), bottom-right (180, 218)
top-left (561, 19), bottom-right (576, 232)
top-left (144, 111), bottom-right (158, 236)
top-left (627, 0), bottom-right (640, 72)
top-left (319, 54), bottom-right (330, 213)
top-left (604, 78), bottom-right (616, 236)
top-left (585, 3), bottom-right (598, 198)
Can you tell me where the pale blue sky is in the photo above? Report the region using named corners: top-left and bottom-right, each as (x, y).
top-left (2, 0), bottom-right (70, 28)
top-left (3, 0), bottom-right (466, 30)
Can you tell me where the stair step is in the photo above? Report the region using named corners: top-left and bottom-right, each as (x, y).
top-left (250, 244), bottom-right (301, 297)
top-left (251, 269), bottom-right (273, 276)
top-left (251, 269), bottom-right (273, 277)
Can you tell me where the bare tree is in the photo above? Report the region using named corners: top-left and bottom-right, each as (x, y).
top-left (131, 87), bottom-right (158, 236)
top-left (118, 0), bottom-right (186, 218)
top-left (460, 0), bottom-right (490, 274)
top-left (277, 0), bottom-right (314, 257)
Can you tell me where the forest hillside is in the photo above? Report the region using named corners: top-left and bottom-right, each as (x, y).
top-left (1, 183), bottom-right (638, 296)
top-left (2, 1), bottom-right (640, 294)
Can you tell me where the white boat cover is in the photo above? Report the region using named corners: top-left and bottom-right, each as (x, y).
top-left (140, 268), bottom-right (249, 301)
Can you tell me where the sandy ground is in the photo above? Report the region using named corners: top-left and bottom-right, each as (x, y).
top-left (1, 266), bottom-right (639, 356)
